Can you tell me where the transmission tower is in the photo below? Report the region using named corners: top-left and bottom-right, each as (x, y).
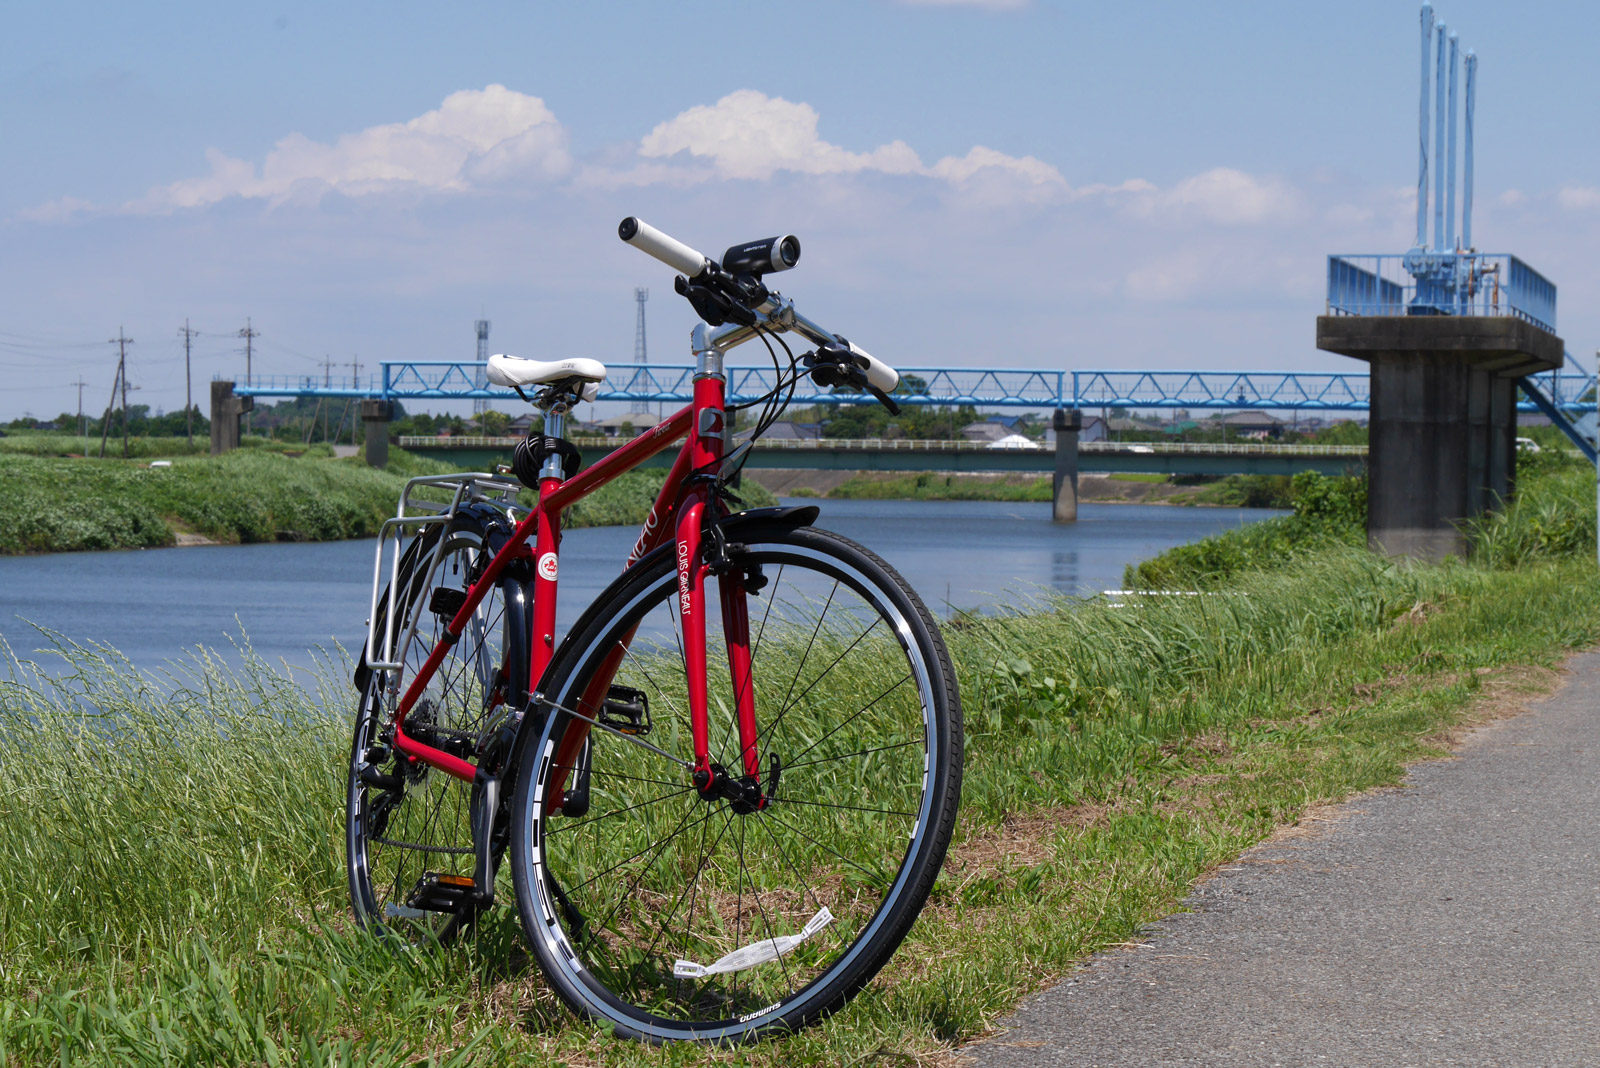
top-left (473, 319), bottom-right (491, 415)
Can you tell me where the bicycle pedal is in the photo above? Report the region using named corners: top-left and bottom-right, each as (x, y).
top-left (428, 587), bottom-right (467, 619)
top-left (599, 685), bottom-right (652, 737)
top-left (405, 872), bottom-right (477, 913)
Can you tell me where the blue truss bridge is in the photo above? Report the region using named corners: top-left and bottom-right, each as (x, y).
top-left (232, 362), bottom-right (1597, 416)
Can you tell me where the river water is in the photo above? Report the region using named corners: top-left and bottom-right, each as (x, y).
top-left (0, 499), bottom-right (1280, 677)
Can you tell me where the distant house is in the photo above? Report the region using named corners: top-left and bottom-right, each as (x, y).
top-left (1041, 416), bottom-right (1107, 447)
top-left (578, 410), bottom-right (666, 437)
top-left (1221, 411), bottom-right (1286, 440)
top-left (960, 420), bottom-right (1012, 444)
top-left (508, 413), bottom-right (540, 436)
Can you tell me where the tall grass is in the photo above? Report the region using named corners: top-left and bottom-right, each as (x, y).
top-left (1468, 464), bottom-right (1597, 568)
top-left (4, 460), bottom-right (1597, 1063)
top-left (6, 541), bottom-right (1599, 1062)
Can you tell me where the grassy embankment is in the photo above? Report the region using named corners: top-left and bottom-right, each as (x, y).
top-left (0, 437), bottom-right (773, 555)
top-left (2, 459), bottom-right (1597, 1064)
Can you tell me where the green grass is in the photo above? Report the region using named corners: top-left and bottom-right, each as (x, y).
top-left (0, 448), bottom-right (772, 555)
top-left (3, 466), bottom-right (1597, 1063)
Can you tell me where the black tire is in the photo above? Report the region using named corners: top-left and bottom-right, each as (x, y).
top-left (508, 522), bottom-right (962, 1042)
top-left (347, 516), bottom-right (530, 946)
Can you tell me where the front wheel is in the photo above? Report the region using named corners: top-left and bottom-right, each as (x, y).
top-left (509, 522), bottom-right (963, 1042)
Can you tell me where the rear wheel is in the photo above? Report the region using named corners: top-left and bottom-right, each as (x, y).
top-left (346, 519), bottom-right (529, 946)
top-left (509, 522), bottom-right (962, 1042)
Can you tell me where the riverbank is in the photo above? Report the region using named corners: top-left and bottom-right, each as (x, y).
top-left (0, 447), bottom-right (773, 555)
top-left (746, 469), bottom-right (1289, 506)
top-left (4, 462), bottom-right (1597, 1064)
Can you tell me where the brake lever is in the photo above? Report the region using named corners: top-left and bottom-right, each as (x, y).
top-left (803, 346), bottom-right (901, 414)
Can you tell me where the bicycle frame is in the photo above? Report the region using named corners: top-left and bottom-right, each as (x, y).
top-left (383, 332), bottom-right (764, 802)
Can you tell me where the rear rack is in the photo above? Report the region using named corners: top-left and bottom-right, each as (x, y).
top-left (365, 472), bottom-right (525, 676)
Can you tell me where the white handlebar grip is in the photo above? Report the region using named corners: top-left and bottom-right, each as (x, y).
top-left (618, 217), bottom-right (711, 278)
top-left (846, 341), bottom-right (899, 394)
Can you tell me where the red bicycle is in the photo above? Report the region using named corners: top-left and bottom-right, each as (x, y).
top-left (345, 218), bottom-right (963, 1043)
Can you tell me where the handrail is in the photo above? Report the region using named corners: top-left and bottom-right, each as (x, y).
top-left (397, 435), bottom-right (1369, 457)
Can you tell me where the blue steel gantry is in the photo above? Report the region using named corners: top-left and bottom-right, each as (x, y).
top-left (232, 362), bottom-right (1595, 419)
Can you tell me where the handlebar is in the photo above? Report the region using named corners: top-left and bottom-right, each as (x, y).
top-left (618, 217), bottom-right (712, 278)
top-left (617, 216), bottom-right (900, 397)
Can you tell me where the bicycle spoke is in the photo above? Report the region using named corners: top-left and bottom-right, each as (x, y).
top-left (789, 672), bottom-right (913, 765)
top-left (588, 800), bottom-right (721, 943)
top-left (544, 783), bottom-right (697, 837)
top-left (765, 616), bottom-right (885, 744)
top-left (780, 738), bottom-right (922, 775)
top-left (565, 801), bottom-right (714, 898)
top-left (775, 795), bottom-right (918, 819)
top-left (763, 809), bottom-right (893, 888)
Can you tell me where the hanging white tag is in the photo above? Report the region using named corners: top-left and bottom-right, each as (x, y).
top-left (672, 907), bottom-right (834, 978)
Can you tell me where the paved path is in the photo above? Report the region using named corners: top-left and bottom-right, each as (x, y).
top-left (962, 651), bottom-right (1600, 1067)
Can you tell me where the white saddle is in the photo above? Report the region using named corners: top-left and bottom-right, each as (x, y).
top-left (486, 355), bottom-right (607, 401)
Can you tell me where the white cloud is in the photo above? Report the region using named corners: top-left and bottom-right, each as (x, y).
top-left (930, 146), bottom-right (1064, 192)
top-left (131, 85), bottom-right (570, 211)
top-left (1557, 186), bottom-right (1600, 210)
top-left (638, 90), bottom-right (923, 180)
top-left (1146, 167), bottom-right (1301, 225)
top-left (632, 89), bottom-right (1074, 206)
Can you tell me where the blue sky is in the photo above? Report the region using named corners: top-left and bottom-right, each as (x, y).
top-left (5, 0), bottom-right (1599, 422)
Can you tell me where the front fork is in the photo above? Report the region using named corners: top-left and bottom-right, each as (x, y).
top-left (676, 497), bottom-right (767, 808)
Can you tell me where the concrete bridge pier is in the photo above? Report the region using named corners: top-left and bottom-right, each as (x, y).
top-left (1317, 316), bottom-right (1564, 561)
top-left (209, 380), bottom-right (253, 455)
top-left (361, 399), bottom-right (393, 468)
top-left (1052, 408), bottom-right (1083, 523)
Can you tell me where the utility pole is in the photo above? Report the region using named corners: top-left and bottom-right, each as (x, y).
top-left (72, 377), bottom-right (89, 446)
top-left (101, 329), bottom-right (133, 459)
top-left (345, 357), bottom-right (363, 447)
top-left (179, 319), bottom-right (198, 448)
top-left (98, 362), bottom-right (120, 459)
top-left (238, 318), bottom-right (259, 436)
top-left (321, 354), bottom-right (335, 388)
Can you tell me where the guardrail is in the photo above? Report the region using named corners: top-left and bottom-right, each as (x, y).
top-left (398, 435), bottom-right (1369, 458)
top-left (1325, 253), bottom-right (1558, 333)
